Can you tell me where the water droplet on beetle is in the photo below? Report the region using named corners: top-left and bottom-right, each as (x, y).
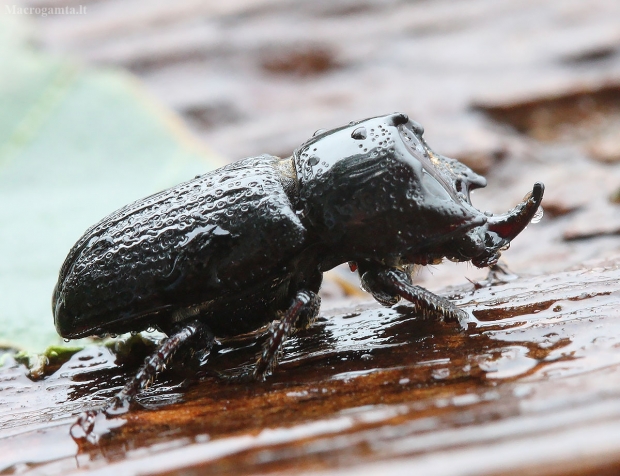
top-left (530, 206), bottom-right (544, 224)
top-left (313, 129), bottom-right (326, 136)
top-left (351, 126), bottom-right (367, 140)
top-left (308, 156), bottom-right (320, 166)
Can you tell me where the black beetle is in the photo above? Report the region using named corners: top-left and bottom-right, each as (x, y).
top-left (53, 112), bottom-right (543, 437)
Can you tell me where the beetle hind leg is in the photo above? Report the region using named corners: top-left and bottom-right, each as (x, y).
top-left (360, 266), bottom-right (469, 328)
top-left (72, 319), bottom-right (214, 442)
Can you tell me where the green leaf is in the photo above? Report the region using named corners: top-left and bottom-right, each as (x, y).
top-left (0, 18), bottom-right (225, 351)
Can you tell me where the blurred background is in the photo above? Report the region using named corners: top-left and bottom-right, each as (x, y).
top-left (1, 0), bottom-right (619, 351)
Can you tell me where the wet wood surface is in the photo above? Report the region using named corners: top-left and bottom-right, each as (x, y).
top-left (2, 258), bottom-right (620, 474)
top-left (2, 0), bottom-right (620, 474)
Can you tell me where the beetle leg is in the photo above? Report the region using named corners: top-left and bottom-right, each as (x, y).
top-left (360, 267), bottom-right (469, 327)
top-left (254, 290), bottom-right (319, 381)
top-left (71, 319), bottom-right (213, 442)
top-left (293, 292), bottom-right (321, 330)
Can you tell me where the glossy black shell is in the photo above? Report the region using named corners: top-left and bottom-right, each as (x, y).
top-left (53, 155), bottom-right (313, 338)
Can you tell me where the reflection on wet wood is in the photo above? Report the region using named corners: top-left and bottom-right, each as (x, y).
top-left (1, 257), bottom-right (620, 475)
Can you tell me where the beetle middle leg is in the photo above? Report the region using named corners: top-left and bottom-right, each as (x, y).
top-left (253, 290), bottom-right (320, 380)
top-left (72, 319), bottom-right (213, 442)
top-left (217, 290), bottom-right (320, 383)
top-left (252, 291), bottom-right (321, 380)
top-left (359, 265), bottom-right (469, 327)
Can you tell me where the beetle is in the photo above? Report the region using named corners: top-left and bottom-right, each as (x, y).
top-left (54, 112), bottom-right (543, 438)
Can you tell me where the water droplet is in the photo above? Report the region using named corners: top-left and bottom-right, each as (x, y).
top-left (351, 126), bottom-right (367, 140)
top-left (308, 155), bottom-right (320, 166)
top-left (313, 129), bottom-right (326, 136)
top-left (432, 368), bottom-right (450, 380)
top-left (530, 206), bottom-right (544, 224)
top-left (63, 338), bottom-right (70, 343)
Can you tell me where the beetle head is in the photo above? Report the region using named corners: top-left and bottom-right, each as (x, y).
top-left (293, 112), bottom-right (544, 269)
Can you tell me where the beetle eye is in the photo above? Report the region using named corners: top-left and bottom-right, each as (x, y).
top-left (351, 126), bottom-right (367, 140)
top-left (313, 129), bottom-right (327, 136)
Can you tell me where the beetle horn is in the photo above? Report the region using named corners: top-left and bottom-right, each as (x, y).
top-left (487, 182), bottom-right (544, 241)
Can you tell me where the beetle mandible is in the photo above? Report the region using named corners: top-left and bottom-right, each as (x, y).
top-left (53, 113), bottom-right (544, 437)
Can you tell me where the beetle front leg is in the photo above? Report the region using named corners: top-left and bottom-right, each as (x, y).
top-left (359, 265), bottom-right (469, 327)
top-left (71, 319), bottom-right (214, 442)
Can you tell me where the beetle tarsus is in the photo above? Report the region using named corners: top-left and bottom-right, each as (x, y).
top-left (71, 319), bottom-right (213, 441)
top-left (252, 290), bottom-right (320, 381)
top-left (361, 267), bottom-right (469, 328)
top-left (120, 319), bottom-right (213, 399)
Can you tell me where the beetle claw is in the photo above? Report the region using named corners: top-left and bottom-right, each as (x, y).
top-left (70, 410), bottom-right (97, 442)
top-left (70, 408), bottom-right (126, 444)
top-left (210, 368), bottom-right (256, 383)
